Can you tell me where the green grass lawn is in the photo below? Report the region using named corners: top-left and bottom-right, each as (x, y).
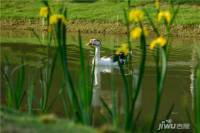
top-left (1, 0), bottom-right (200, 25)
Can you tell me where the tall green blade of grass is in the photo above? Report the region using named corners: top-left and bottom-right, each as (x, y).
top-left (60, 81), bottom-right (73, 118)
top-left (151, 3), bottom-right (179, 132)
top-left (58, 25), bottom-right (81, 121)
top-left (144, 8), bottom-right (162, 88)
top-left (144, 9), bottom-right (160, 36)
top-left (15, 59), bottom-right (26, 109)
top-left (12, 59), bottom-right (26, 109)
top-left (118, 62), bottom-right (130, 130)
top-left (53, 8), bottom-right (82, 122)
top-left (1, 58), bottom-right (26, 110)
top-left (40, 0), bottom-right (80, 117)
top-left (122, 9), bottom-right (133, 131)
top-left (1, 57), bottom-right (13, 108)
top-left (61, 89), bottom-right (69, 117)
top-left (33, 1), bottom-right (58, 113)
top-left (78, 30), bottom-right (86, 124)
top-left (78, 30), bottom-right (98, 125)
top-left (121, 8), bottom-right (147, 131)
top-left (78, 30), bottom-right (92, 125)
top-left (45, 50), bottom-right (58, 111)
top-left (100, 97), bottom-right (113, 118)
top-left (128, 30), bottom-right (147, 131)
top-left (165, 103), bottom-right (175, 120)
top-left (150, 48), bottom-right (167, 132)
top-left (38, 50), bottom-right (58, 113)
top-left (133, 109), bottom-right (142, 131)
top-left (123, 9), bottom-right (134, 104)
top-left (169, 3), bottom-right (180, 26)
top-left (1, 66), bottom-right (14, 108)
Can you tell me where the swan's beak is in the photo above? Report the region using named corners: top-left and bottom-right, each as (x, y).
top-left (87, 42), bottom-right (93, 47)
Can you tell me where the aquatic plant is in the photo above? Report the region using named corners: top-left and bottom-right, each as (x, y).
top-left (122, 8), bottom-right (147, 131)
top-left (38, 51), bottom-right (58, 113)
top-left (40, 1), bottom-right (95, 125)
top-left (99, 0), bottom-right (179, 132)
top-left (36, 2), bottom-right (59, 113)
top-left (1, 58), bottom-right (26, 110)
top-left (148, 1), bottom-right (180, 131)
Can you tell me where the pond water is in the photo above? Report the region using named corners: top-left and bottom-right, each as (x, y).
top-left (0, 30), bottom-right (199, 129)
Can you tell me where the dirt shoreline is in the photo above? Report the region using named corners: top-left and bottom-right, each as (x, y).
top-left (1, 19), bottom-right (200, 37)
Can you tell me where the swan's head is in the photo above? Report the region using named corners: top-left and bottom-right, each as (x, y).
top-left (87, 39), bottom-right (101, 48)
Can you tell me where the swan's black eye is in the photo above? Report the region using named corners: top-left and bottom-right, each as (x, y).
top-left (118, 52), bottom-right (126, 59)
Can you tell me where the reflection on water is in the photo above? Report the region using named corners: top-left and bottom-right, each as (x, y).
top-left (0, 30), bottom-right (200, 126)
top-left (92, 66), bottom-right (101, 107)
top-left (92, 66), bottom-right (118, 107)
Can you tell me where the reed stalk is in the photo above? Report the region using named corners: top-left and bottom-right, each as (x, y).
top-left (1, 58), bottom-right (26, 110)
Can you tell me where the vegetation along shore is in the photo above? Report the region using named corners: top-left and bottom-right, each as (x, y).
top-left (1, 0), bottom-right (200, 36)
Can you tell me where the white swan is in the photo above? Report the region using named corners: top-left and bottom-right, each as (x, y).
top-left (87, 39), bottom-right (126, 66)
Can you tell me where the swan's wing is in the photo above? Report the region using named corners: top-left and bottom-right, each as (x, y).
top-left (102, 55), bottom-right (114, 58)
top-left (99, 57), bottom-right (118, 66)
top-left (101, 56), bottom-right (111, 59)
top-left (99, 57), bottom-right (113, 65)
top-left (100, 57), bottom-right (112, 62)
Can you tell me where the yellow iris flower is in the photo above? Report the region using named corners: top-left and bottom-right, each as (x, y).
top-left (131, 27), bottom-right (148, 39)
top-left (129, 9), bottom-right (144, 22)
top-left (49, 14), bottom-right (66, 25)
top-left (158, 11), bottom-right (171, 24)
top-left (131, 27), bottom-right (142, 39)
top-left (149, 36), bottom-right (167, 50)
top-left (39, 7), bottom-right (48, 17)
top-left (115, 43), bottom-right (129, 56)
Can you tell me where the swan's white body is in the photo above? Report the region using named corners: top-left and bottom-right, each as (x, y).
top-left (93, 47), bottom-right (118, 66)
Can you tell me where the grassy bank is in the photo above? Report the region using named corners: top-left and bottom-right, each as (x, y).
top-left (0, 107), bottom-right (98, 133)
top-left (1, 0), bottom-right (200, 31)
top-left (1, 20), bottom-right (200, 36)
top-left (1, 1), bottom-right (200, 24)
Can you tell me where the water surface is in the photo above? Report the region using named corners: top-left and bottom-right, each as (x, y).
top-left (1, 30), bottom-right (199, 129)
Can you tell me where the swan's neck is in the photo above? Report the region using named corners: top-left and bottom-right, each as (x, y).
top-left (95, 47), bottom-right (100, 63)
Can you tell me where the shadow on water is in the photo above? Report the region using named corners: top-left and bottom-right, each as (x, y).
top-left (0, 29), bottom-right (200, 128)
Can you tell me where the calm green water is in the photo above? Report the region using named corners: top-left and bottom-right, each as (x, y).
top-left (1, 30), bottom-right (199, 129)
